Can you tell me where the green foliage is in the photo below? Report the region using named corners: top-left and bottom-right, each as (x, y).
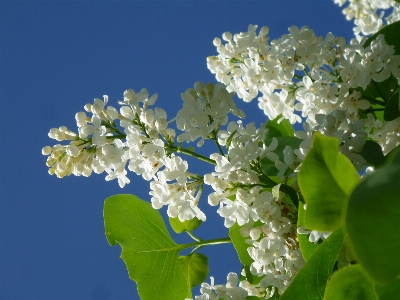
top-left (323, 265), bottom-right (378, 300)
top-left (297, 198), bottom-right (319, 261)
top-left (383, 81), bottom-right (400, 121)
top-left (359, 140), bottom-right (385, 166)
top-left (298, 133), bottom-right (359, 231)
top-left (265, 115), bottom-right (295, 138)
top-left (229, 222), bottom-right (253, 266)
top-left (104, 194), bottom-right (190, 300)
top-left (375, 278), bottom-right (400, 300)
top-left (345, 165), bottom-right (400, 284)
top-left (272, 137), bottom-right (302, 162)
top-left (260, 156), bottom-right (277, 176)
top-left (261, 135), bottom-right (302, 177)
top-left (179, 253), bottom-right (209, 294)
top-left (169, 216), bottom-right (202, 234)
top-left (280, 229), bottom-right (345, 300)
top-left (261, 117), bottom-right (300, 178)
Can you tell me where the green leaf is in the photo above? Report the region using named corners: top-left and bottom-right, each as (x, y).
top-left (247, 296), bottom-right (272, 300)
top-left (260, 136), bottom-right (301, 178)
top-left (280, 184), bottom-right (299, 209)
top-left (265, 115), bottom-right (295, 138)
top-left (260, 156), bottom-right (278, 176)
top-left (241, 265), bottom-right (254, 284)
top-left (226, 129), bottom-right (238, 150)
top-left (264, 137), bottom-right (302, 161)
top-left (323, 265), bottom-right (378, 300)
top-left (381, 144), bottom-right (400, 167)
top-left (358, 140), bottom-right (385, 166)
top-left (375, 278), bottom-right (400, 300)
top-left (345, 165), bottom-right (400, 284)
top-left (179, 253), bottom-right (208, 291)
top-left (104, 194), bottom-right (189, 300)
top-left (298, 133), bottom-right (359, 231)
top-left (169, 216), bottom-right (202, 234)
top-left (297, 198), bottom-right (319, 261)
top-left (229, 222), bottom-right (253, 266)
top-left (280, 229), bottom-right (344, 300)
top-left (383, 84), bottom-right (400, 121)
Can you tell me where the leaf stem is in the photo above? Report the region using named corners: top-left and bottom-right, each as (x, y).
top-left (186, 231), bottom-right (202, 242)
top-left (179, 237), bottom-right (231, 251)
top-left (361, 94), bottom-right (386, 106)
top-left (173, 145), bottom-right (217, 165)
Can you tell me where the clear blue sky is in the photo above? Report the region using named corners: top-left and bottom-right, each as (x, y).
top-left (0, 1), bottom-right (354, 299)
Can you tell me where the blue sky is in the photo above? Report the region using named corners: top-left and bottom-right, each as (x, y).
top-left (0, 1), bottom-right (354, 299)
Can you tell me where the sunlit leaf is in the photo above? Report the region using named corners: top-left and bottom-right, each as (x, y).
top-left (179, 253), bottom-right (208, 290)
top-left (265, 115), bottom-right (295, 138)
top-left (169, 216), bottom-right (202, 234)
top-left (280, 229), bottom-right (344, 300)
top-left (345, 165), bottom-right (400, 284)
top-left (229, 222), bottom-right (253, 266)
top-left (104, 194), bottom-right (189, 300)
top-left (323, 265), bottom-right (378, 300)
top-left (298, 133), bottom-right (359, 231)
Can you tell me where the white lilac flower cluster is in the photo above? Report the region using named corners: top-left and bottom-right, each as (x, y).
top-left (43, 90), bottom-right (170, 187)
top-left (207, 24), bottom-right (400, 172)
top-left (334, 0), bottom-right (400, 35)
top-left (43, 83), bottom-right (249, 223)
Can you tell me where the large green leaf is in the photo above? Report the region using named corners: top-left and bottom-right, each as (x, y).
top-left (280, 229), bottom-right (344, 300)
top-left (229, 222), bottom-right (253, 266)
top-left (179, 253), bottom-right (208, 292)
top-left (345, 165), bottom-right (400, 284)
top-left (298, 133), bottom-right (359, 231)
top-left (375, 278), bottom-right (400, 300)
top-left (323, 265), bottom-right (378, 300)
top-left (104, 194), bottom-right (189, 300)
